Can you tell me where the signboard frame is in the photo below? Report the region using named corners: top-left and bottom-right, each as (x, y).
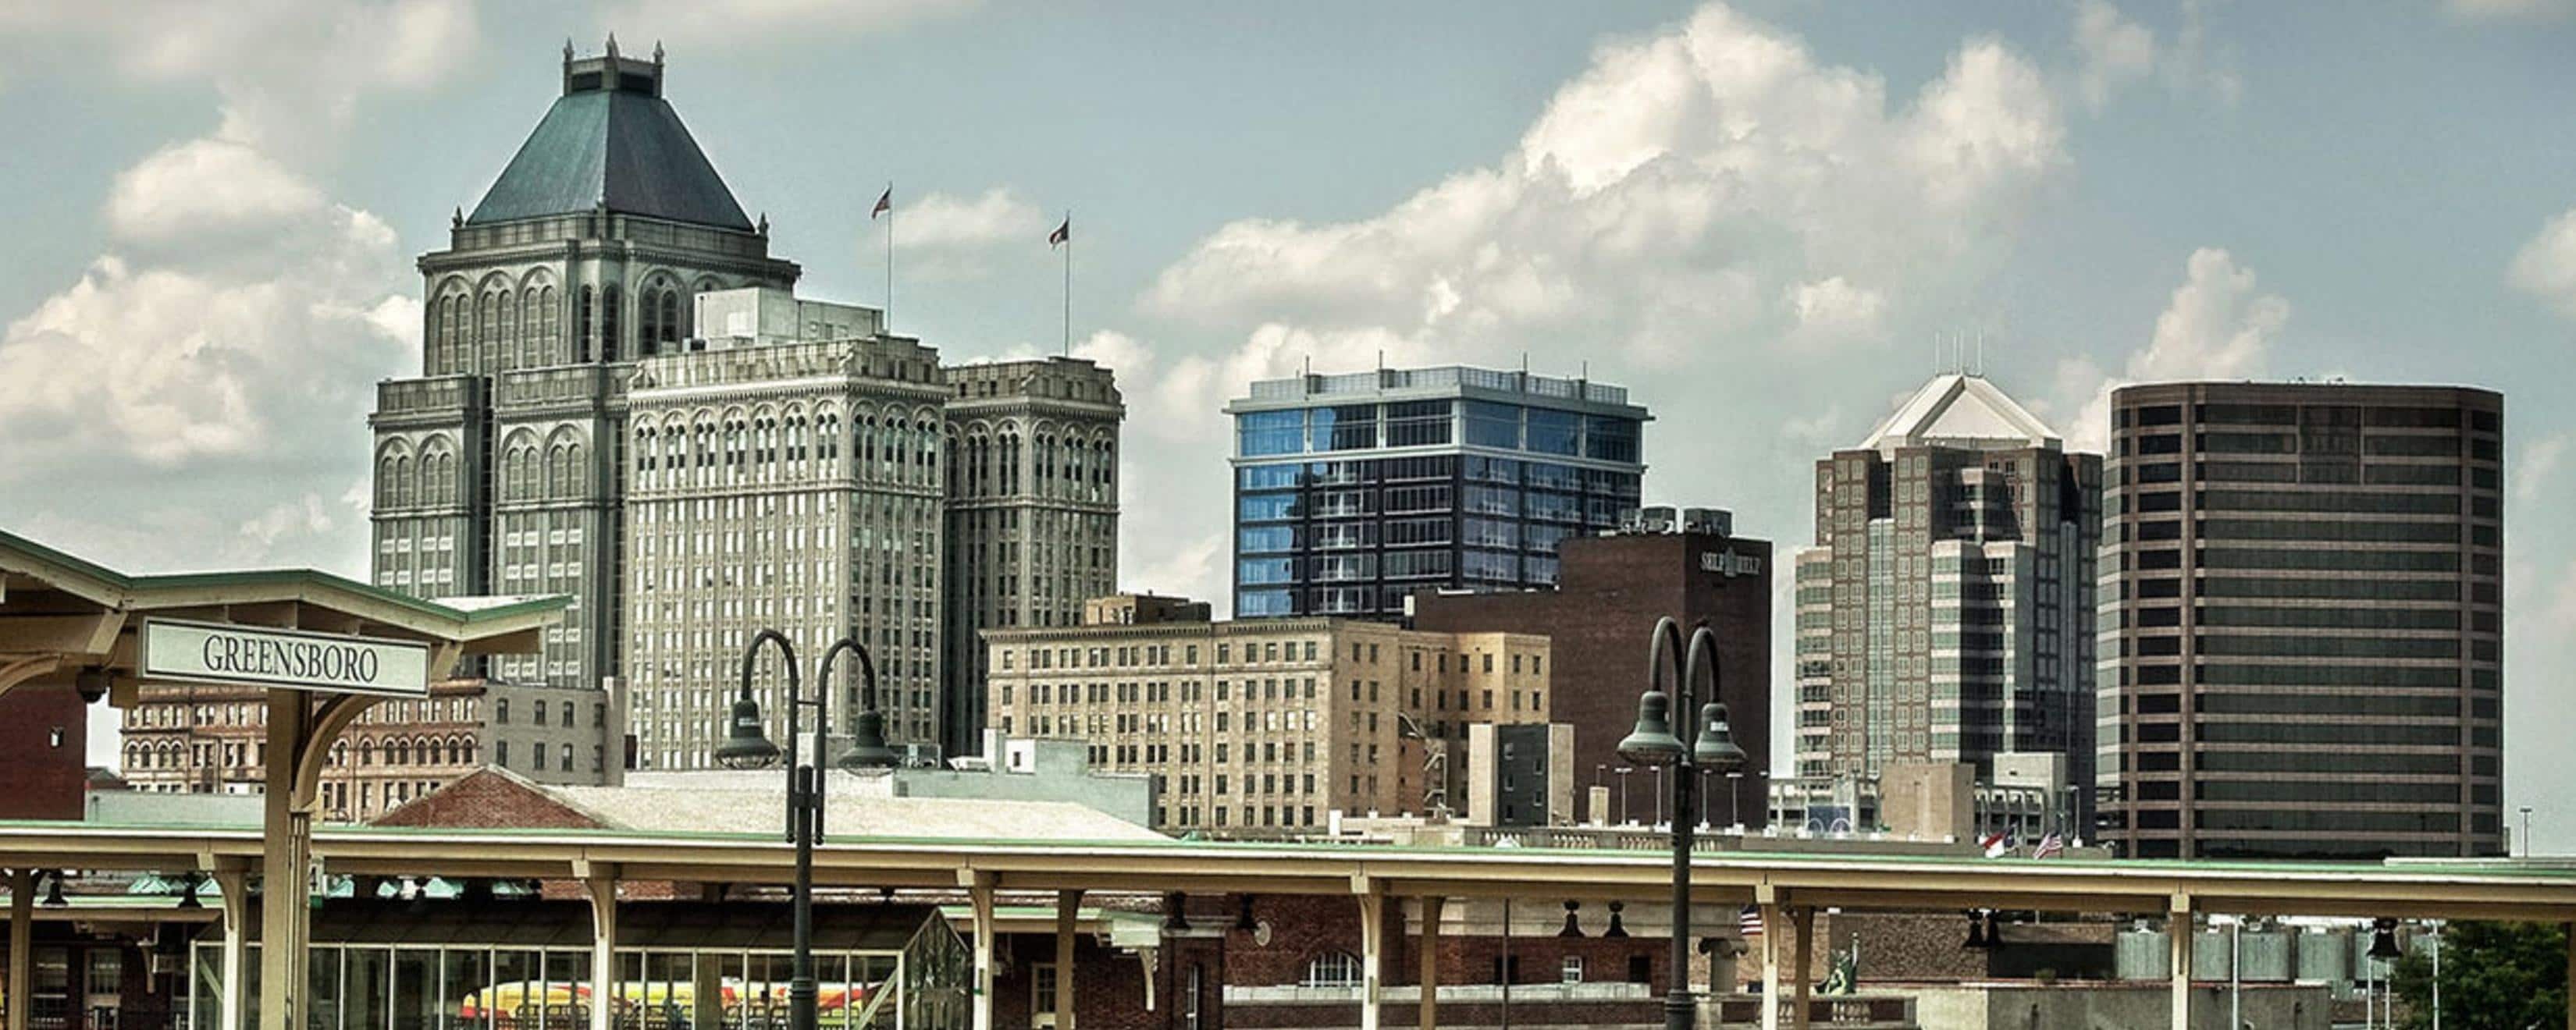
top-left (138, 616), bottom-right (432, 698)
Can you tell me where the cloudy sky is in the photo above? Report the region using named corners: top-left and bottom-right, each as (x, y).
top-left (3, 1), bottom-right (2574, 845)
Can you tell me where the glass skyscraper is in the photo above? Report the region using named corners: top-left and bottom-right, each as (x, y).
top-left (1226, 367), bottom-right (1648, 619)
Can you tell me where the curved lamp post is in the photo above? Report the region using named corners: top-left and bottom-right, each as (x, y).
top-left (1617, 616), bottom-right (1747, 1030)
top-left (711, 630), bottom-right (898, 1030)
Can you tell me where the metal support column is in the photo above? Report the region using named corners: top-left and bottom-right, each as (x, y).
top-left (7, 868), bottom-right (30, 1030)
top-left (1759, 902), bottom-right (1782, 1030)
top-left (969, 874), bottom-right (995, 1030)
top-left (258, 692), bottom-right (313, 1030)
top-left (215, 868), bottom-right (250, 1030)
top-left (1417, 897), bottom-right (1443, 1030)
top-left (584, 872), bottom-right (618, 1030)
top-left (2169, 895), bottom-right (2194, 1030)
top-left (1357, 887), bottom-right (1384, 1030)
top-left (1054, 890), bottom-right (1080, 1030)
top-left (1792, 907), bottom-right (1814, 1030)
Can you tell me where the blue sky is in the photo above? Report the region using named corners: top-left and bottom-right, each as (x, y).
top-left (4, 0), bottom-right (2574, 847)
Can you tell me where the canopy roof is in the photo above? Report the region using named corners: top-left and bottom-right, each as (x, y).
top-left (0, 527), bottom-right (567, 698)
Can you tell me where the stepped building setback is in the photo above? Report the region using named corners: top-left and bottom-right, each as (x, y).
top-left (1793, 374), bottom-right (2103, 823)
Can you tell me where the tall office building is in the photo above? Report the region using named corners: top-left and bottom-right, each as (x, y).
top-left (983, 595), bottom-right (1550, 835)
top-left (2099, 382), bottom-right (2503, 859)
top-left (621, 318), bottom-right (951, 764)
top-left (1792, 375), bottom-right (2102, 809)
top-left (941, 359), bottom-right (1124, 755)
top-left (368, 41), bottom-right (798, 698)
top-left (1226, 366), bottom-right (1646, 619)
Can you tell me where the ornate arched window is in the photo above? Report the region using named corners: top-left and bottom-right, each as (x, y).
top-left (1302, 953), bottom-right (1362, 988)
top-left (575, 286), bottom-right (595, 363)
top-left (539, 284), bottom-right (560, 364)
top-left (601, 285), bottom-right (622, 362)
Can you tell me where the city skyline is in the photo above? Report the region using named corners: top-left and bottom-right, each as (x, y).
top-left (3, 2), bottom-right (2574, 849)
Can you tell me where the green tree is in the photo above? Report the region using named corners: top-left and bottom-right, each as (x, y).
top-left (2389, 921), bottom-right (2566, 1030)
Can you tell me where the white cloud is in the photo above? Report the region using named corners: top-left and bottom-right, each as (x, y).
top-left (2060, 247), bottom-right (2288, 453)
top-left (2073, 0), bottom-right (2157, 110)
top-left (2446, 0), bottom-right (2575, 20)
top-left (0, 0), bottom-right (477, 158)
top-left (2510, 207), bottom-right (2576, 320)
top-left (2519, 433), bottom-right (2571, 503)
top-left (593, 0), bottom-right (978, 48)
top-left (1106, 3), bottom-right (2071, 619)
top-left (105, 139), bottom-right (327, 245)
top-left (238, 493), bottom-right (338, 549)
top-left (896, 187), bottom-right (1045, 250)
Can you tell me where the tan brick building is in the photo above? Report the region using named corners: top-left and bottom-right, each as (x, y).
top-left (983, 597), bottom-right (1549, 835)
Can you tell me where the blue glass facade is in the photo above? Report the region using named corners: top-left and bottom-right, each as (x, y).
top-left (1226, 369), bottom-right (1647, 619)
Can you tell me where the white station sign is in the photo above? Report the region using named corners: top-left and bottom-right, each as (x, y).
top-left (140, 617), bottom-right (431, 697)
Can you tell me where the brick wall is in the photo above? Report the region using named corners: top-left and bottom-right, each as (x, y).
top-left (371, 768), bottom-right (604, 829)
top-left (0, 684), bottom-right (86, 820)
top-left (1414, 531), bottom-right (1774, 827)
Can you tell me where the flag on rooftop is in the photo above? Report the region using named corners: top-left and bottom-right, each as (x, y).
top-left (1049, 216), bottom-right (1070, 248)
top-left (1980, 831), bottom-right (2010, 858)
top-left (1739, 905), bottom-right (1765, 938)
top-left (871, 186), bottom-right (891, 219)
top-left (2033, 833), bottom-right (2064, 859)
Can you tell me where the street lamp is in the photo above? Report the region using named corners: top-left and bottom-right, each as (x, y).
top-left (2521, 806), bottom-right (2535, 858)
top-left (1617, 616), bottom-right (1746, 1030)
top-left (710, 630), bottom-right (898, 1030)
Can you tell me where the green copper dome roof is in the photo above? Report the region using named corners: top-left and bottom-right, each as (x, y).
top-left (468, 76), bottom-right (753, 232)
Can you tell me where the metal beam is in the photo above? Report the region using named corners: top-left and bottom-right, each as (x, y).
top-left (1055, 890), bottom-right (1080, 1030)
top-left (1357, 888), bottom-right (1384, 1030)
top-left (585, 871), bottom-right (619, 1030)
top-left (1791, 906), bottom-right (1813, 1030)
top-left (1418, 896), bottom-right (1443, 1030)
top-left (969, 872), bottom-right (994, 1030)
top-left (8, 868), bottom-right (30, 1030)
top-left (215, 868), bottom-right (250, 1030)
top-left (2170, 893), bottom-right (2193, 1030)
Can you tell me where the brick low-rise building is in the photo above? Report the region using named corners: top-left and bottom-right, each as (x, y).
top-left (0, 681), bottom-right (84, 820)
top-left (118, 676), bottom-right (624, 821)
top-left (983, 595), bottom-right (1550, 835)
top-left (1410, 510), bottom-right (1773, 826)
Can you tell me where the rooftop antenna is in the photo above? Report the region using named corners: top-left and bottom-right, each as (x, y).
top-left (1975, 329), bottom-right (1984, 378)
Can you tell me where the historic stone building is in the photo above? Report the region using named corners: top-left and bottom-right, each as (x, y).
top-left (129, 41), bottom-right (1134, 785)
top-left (940, 359), bottom-right (1123, 753)
top-left (119, 677), bottom-right (621, 821)
top-left (984, 595), bottom-right (1548, 835)
top-left (622, 322), bottom-right (954, 763)
top-left (368, 41), bottom-right (798, 702)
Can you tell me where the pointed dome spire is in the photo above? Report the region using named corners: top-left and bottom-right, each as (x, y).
top-left (473, 42), bottom-right (752, 231)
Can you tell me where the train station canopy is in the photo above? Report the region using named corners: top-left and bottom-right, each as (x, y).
top-left (0, 527), bottom-right (569, 702)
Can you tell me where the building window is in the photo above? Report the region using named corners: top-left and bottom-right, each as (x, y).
top-left (1303, 952), bottom-right (1363, 988)
top-left (495, 700), bottom-right (510, 725)
top-left (1562, 957), bottom-right (1584, 984)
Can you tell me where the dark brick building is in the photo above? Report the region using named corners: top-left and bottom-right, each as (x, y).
top-left (0, 682), bottom-right (86, 820)
top-left (1413, 520), bottom-right (1774, 826)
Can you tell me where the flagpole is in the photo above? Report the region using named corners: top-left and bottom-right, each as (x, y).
top-left (884, 181), bottom-right (894, 329)
top-left (1062, 208), bottom-right (1073, 357)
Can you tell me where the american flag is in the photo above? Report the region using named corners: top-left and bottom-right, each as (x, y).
top-left (2033, 833), bottom-right (2064, 859)
top-left (1739, 905), bottom-right (1766, 938)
